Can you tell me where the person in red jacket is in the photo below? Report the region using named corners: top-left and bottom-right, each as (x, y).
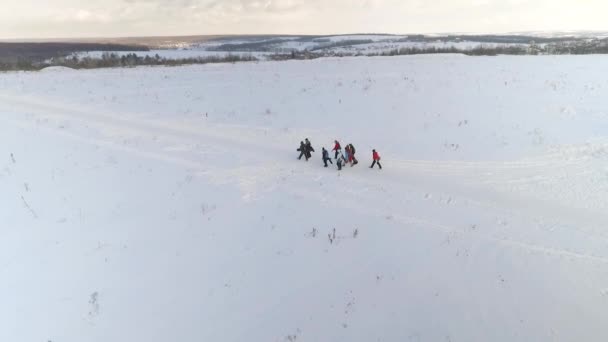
top-left (348, 143), bottom-right (358, 166)
top-left (370, 149), bottom-right (382, 169)
top-left (332, 140), bottom-right (342, 159)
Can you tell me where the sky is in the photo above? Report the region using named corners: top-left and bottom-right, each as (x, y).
top-left (1, 0), bottom-right (608, 39)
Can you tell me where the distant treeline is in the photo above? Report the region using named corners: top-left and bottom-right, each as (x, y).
top-left (376, 45), bottom-right (530, 57)
top-left (394, 34), bottom-right (577, 44)
top-left (0, 52), bottom-right (258, 71)
top-left (0, 42), bottom-right (147, 61)
top-left (309, 39), bottom-right (374, 51)
top-left (373, 41), bottom-right (608, 56)
top-left (209, 38), bottom-right (288, 52)
top-left (268, 40), bottom-right (608, 60)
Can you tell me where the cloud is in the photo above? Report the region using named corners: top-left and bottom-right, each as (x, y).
top-left (51, 9), bottom-right (113, 23)
top-left (120, 0), bottom-right (306, 12)
top-left (2, 0), bottom-right (608, 39)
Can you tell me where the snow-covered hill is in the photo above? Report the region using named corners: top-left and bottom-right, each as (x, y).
top-left (193, 34), bottom-right (528, 56)
top-left (69, 33), bottom-right (608, 61)
top-left (2, 55), bottom-right (608, 341)
top-left (73, 34), bottom-right (530, 60)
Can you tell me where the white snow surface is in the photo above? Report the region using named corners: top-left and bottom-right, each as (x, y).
top-left (2, 55), bottom-right (608, 341)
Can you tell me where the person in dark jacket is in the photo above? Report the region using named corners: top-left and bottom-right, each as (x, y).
top-left (332, 140), bottom-right (342, 159)
top-left (322, 147), bottom-right (333, 167)
top-left (304, 138), bottom-right (315, 160)
top-left (336, 152), bottom-right (346, 170)
top-left (370, 149), bottom-right (382, 169)
top-left (297, 141), bottom-right (306, 160)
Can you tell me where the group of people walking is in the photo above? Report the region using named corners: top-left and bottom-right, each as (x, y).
top-left (297, 138), bottom-right (315, 161)
top-left (297, 139), bottom-right (382, 170)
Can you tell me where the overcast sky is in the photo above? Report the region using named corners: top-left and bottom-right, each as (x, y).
top-left (2, 0), bottom-right (608, 39)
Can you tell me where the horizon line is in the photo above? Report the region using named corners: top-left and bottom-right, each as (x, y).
top-left (2, 29), bottom-right (608, 42)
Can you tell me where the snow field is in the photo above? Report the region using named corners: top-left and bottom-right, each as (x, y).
top-left (2, 55), bottom-right (608, 341)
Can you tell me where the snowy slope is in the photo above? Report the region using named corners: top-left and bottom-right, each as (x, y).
top-left (3, 55), bottom-right (608, 342)
top-left (198, 35), bottom-right (521, 54)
